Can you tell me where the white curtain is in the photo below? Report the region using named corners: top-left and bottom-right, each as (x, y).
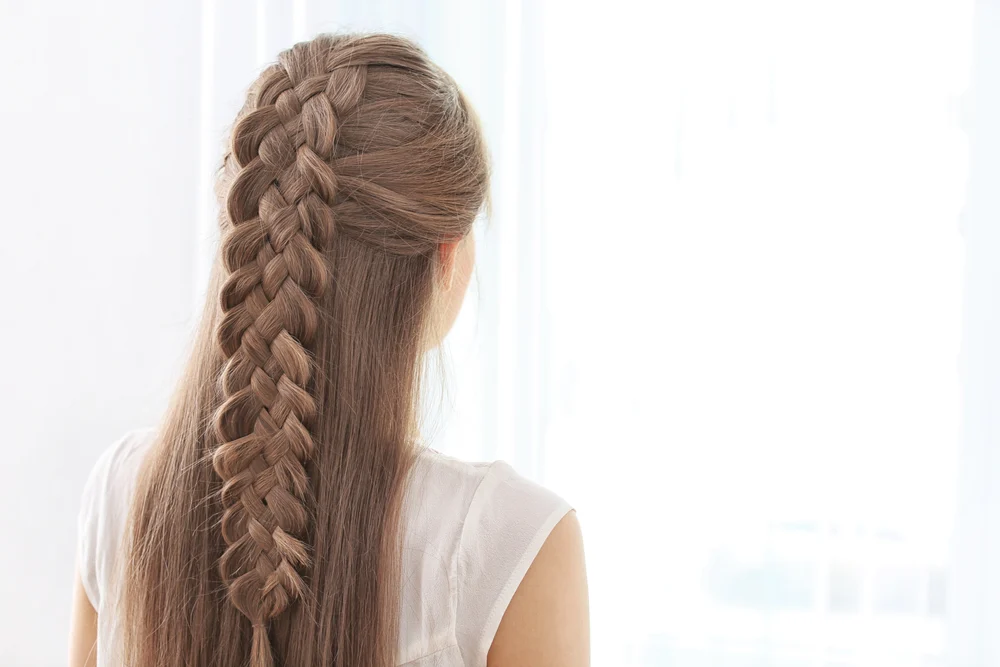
top-left (949, 2), bottom-right (1000, 666)
top-left (199, 0), bottom-right (991, 665)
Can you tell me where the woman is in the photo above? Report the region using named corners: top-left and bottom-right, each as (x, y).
top-left (68, 33), bottom-right (588, 667)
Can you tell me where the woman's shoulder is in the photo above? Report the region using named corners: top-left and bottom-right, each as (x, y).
top-left (86, 427), bottom-right (157, 485)
top-left (401, 448), bottom-right (573, 665)
top-left (404, 448), bottom-right (571, 553)
top-left (78, 427), bottom-right (158, 527)
top-left (79, 427), bottom-right (157, 523)
top-left (76, 427), bottom-right (157, 609)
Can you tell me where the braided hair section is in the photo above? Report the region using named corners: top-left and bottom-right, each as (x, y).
top-left (211, 39), bottom-right (366, 667)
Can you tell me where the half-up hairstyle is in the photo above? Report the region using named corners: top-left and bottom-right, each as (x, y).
top-left (119, 33), bottom-right (489, 667)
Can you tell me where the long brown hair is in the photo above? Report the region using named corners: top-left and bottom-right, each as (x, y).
top-left (119, 33), bottom-right (489, 667)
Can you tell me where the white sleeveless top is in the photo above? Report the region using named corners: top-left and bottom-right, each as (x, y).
top-left (76, 428), bottom-right (571, 667)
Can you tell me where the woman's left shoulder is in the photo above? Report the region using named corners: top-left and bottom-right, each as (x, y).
top-left (76, 427), bottom-right (157, 609)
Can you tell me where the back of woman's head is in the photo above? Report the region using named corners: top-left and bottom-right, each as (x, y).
top-left (121, 33), bottom-right (489, 667)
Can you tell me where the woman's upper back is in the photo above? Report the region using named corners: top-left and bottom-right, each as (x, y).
top-left (77, 429), bottom-right (571, 667)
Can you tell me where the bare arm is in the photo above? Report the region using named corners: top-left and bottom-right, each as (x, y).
top-left (68, 567), bottom-right (98, 667)
top-left (487, 511), bottom-right (590, 667)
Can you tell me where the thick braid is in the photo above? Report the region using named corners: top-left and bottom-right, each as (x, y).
top-left (211, 40), bottom-right (367, 667)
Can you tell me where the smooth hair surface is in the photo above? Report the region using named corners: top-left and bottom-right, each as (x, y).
top-left (120, 33), bottom-right (489, 667)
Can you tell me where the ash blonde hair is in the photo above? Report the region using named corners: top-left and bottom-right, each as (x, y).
top-left (120, 33), bottom-right (489, 667)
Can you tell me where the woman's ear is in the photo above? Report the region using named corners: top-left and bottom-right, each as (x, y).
top-left (438, 239), bottom-right (462, 292)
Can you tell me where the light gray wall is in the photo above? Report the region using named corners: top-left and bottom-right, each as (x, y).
top-left (0, 3), bottom-right (201, 664)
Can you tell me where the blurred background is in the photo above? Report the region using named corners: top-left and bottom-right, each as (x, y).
top-left (2, 0), bottom-right (999, 665)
